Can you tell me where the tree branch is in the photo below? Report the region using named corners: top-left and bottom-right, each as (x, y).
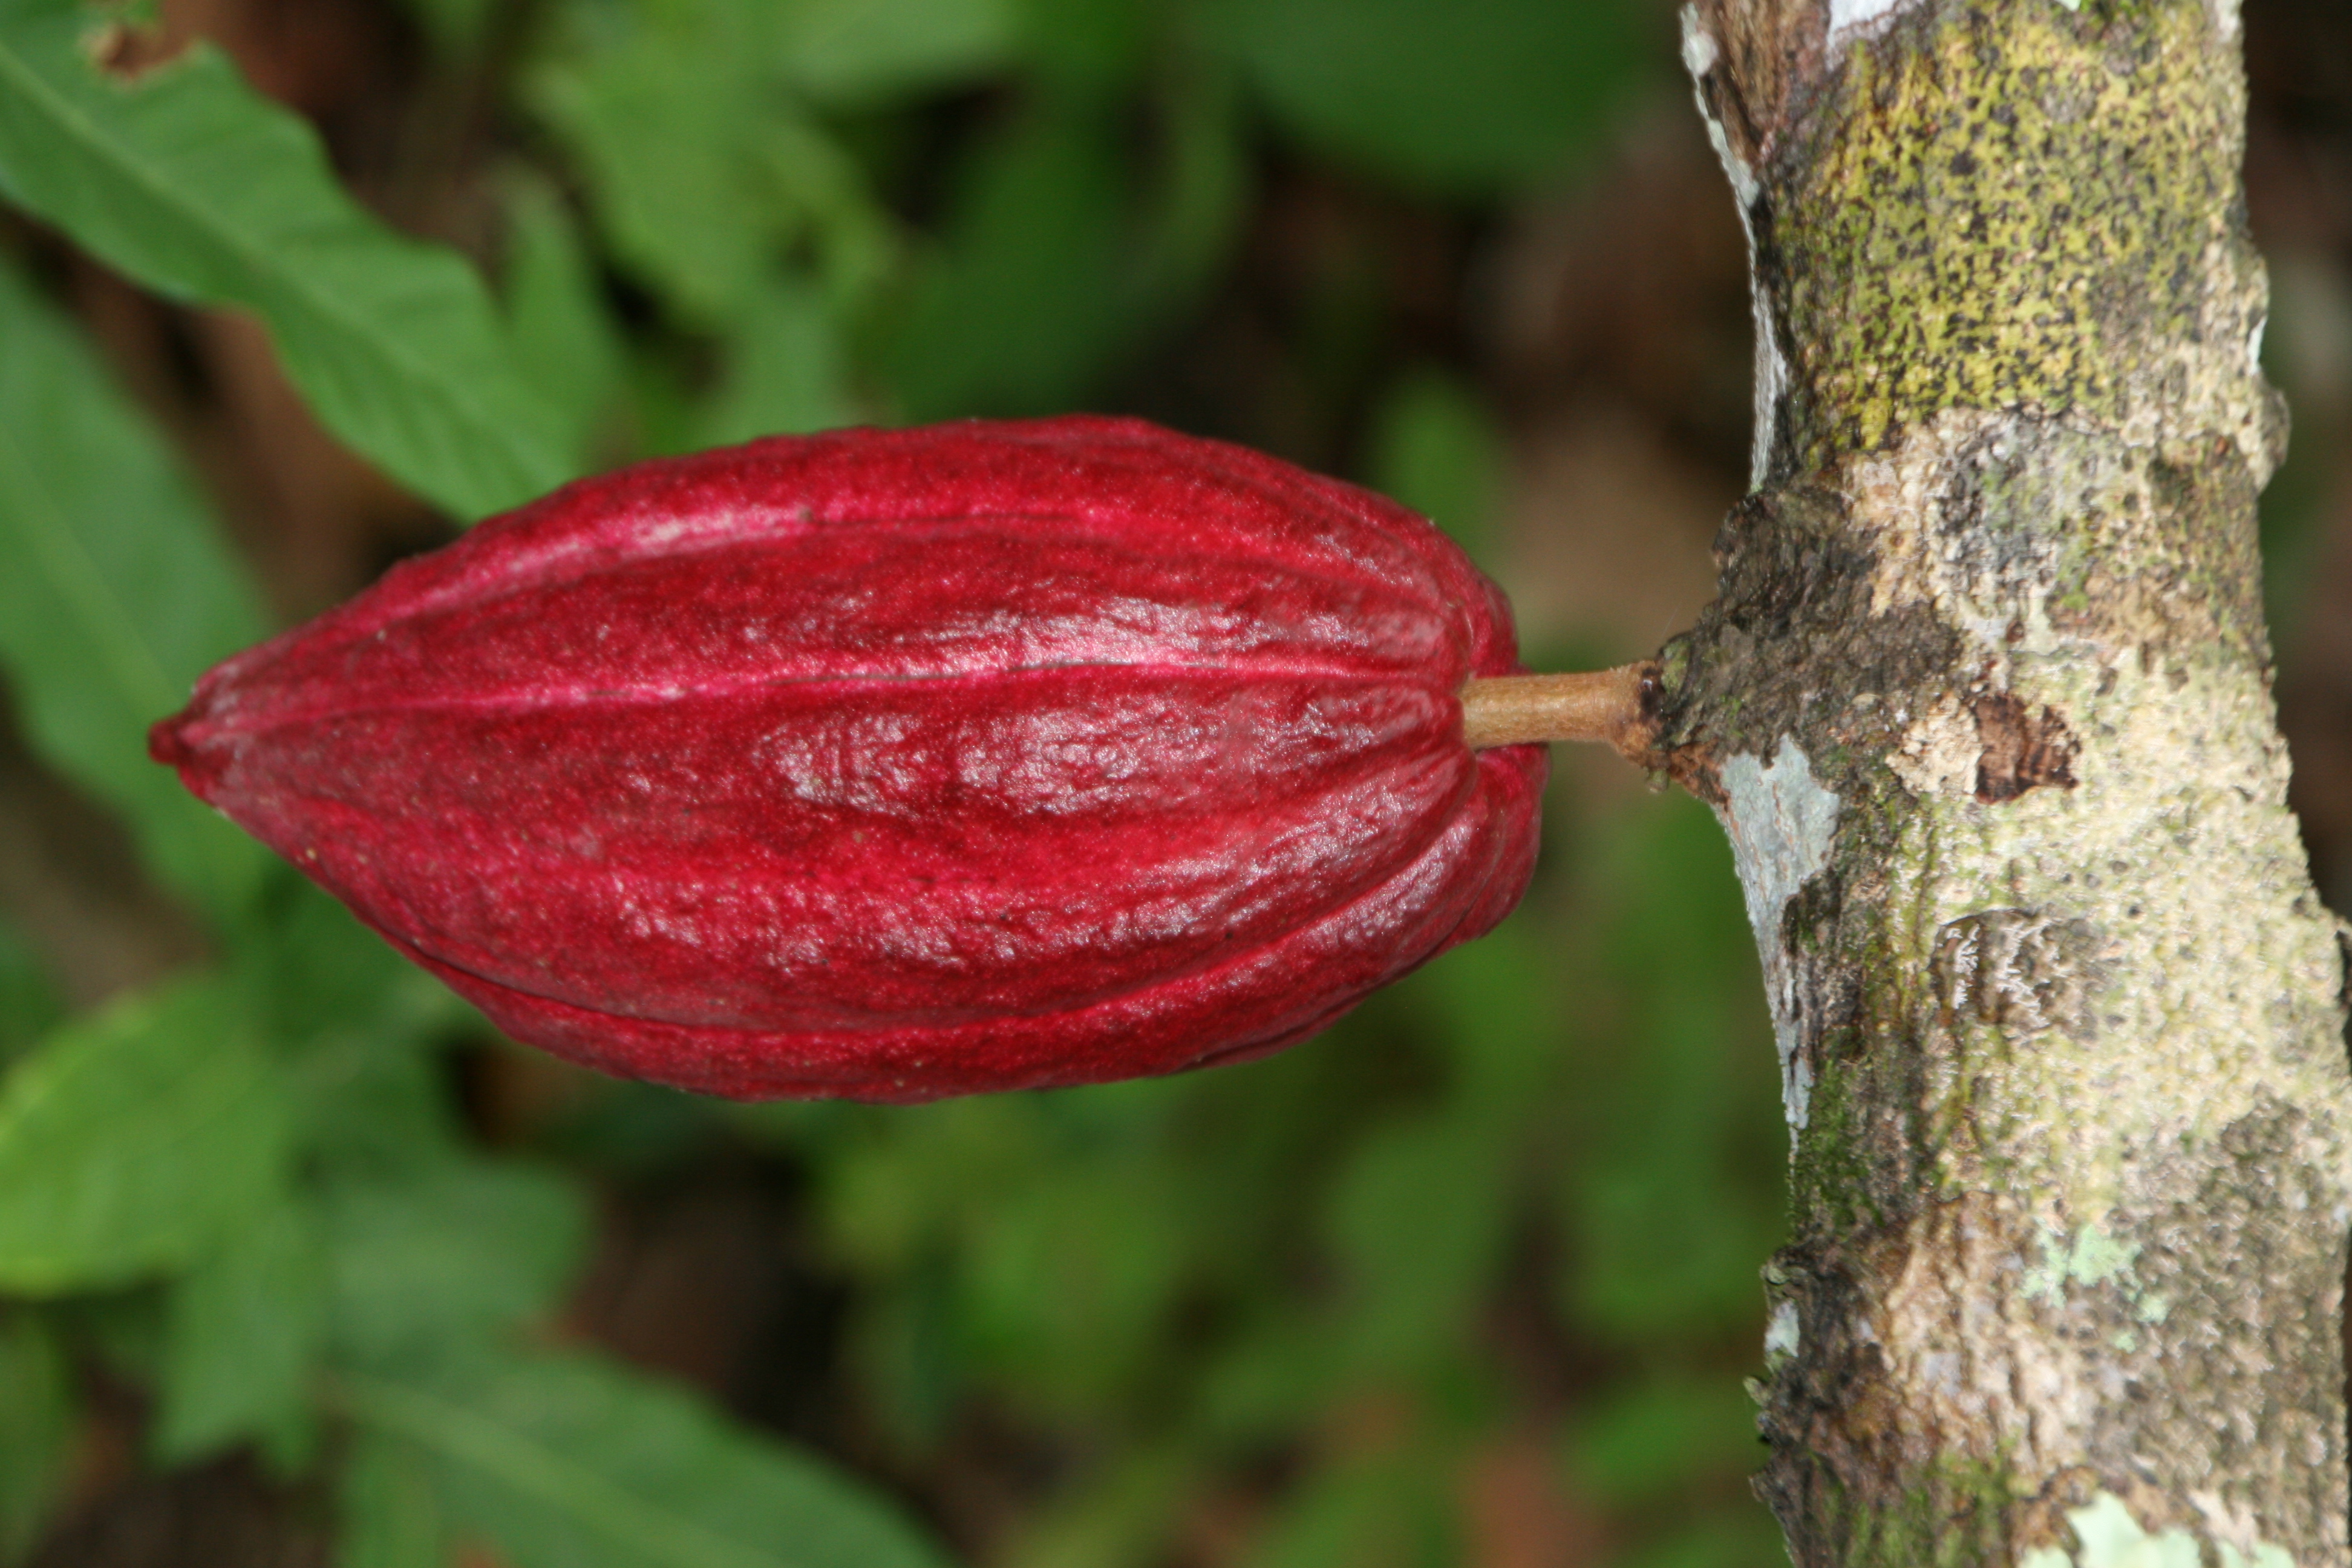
top-left (1667, 1), bottom-right (2352, 1561)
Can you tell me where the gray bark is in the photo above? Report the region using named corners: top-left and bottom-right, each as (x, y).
top-left (1659, 1), bottom-right (2352, 1561)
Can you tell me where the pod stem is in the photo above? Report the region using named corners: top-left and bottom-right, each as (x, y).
top-left (1460, 664), bottom-right (1658, 757)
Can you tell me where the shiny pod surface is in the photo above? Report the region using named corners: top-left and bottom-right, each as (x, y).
top-left (152, 416), bottom-right (1545, 1100)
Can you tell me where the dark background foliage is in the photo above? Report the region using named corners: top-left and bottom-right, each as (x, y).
top-left (0, 0), bottom-right (2345, 1564)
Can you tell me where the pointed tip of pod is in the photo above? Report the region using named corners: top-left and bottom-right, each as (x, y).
top-left (147, 711), bottom-right (195, 769)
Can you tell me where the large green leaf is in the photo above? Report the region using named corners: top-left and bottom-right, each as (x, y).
top-left (0, 2), bottom-right (570, 517)
top-left (154, 1189), bottom-right (325, 1465)
top-left (0, 260), bottom-right (266, 921)
top-left (0, 974), bottom-right (289, 1294)
top-left (237, 880), bottom-right (474, 1191)
top-left (320, 1159), bottom-right (589, 1365)
top-left (1123, 69), bottom-right (1250, 332)
top-left (1204, 0), bottom-right (1653, 195)
top-left (298, 1040), bottom-right (468, 1184)
top-left (337, 1351), bottom-right (950, 1568)
top-left (881, 76), bottom-right (1246, 422)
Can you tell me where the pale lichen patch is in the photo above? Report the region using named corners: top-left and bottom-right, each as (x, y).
top-left (1846, 407), bottom-right (2270, 686)
top-left (1932, 909), bottom-right (2103, 1039)
top-left (1679, 10), bottom-right (1756, 206)
top-left (2020, 1220), bottom-right (2139, 1307)
top-left (1717, 738), bottom-right (1841, 1128)
top-left (1677, 10), bottom-right (1717, 79)
top-left (2020, 1493), bottom-right (2209, 1568)
top-left (1679, 5), bottom-right (1775, 486)
top-left (1828, 0), bottom-right (1910, 37)
top-left (1889, 693), bottom-right (1976, 799)
top-left (2024, 1491), bottom-right (2295, 1568)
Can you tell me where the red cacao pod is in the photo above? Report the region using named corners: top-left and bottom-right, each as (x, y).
top-left (151, 416), bottom-right (1544, 1100)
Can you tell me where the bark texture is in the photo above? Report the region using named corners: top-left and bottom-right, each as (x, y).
top-left (1664, 1), bottom-right (2352, 1561)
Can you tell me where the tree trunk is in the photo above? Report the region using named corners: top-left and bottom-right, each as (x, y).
top-left (1661, 1), bottom-right (2352, 1561)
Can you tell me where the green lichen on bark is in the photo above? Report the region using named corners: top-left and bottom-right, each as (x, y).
top-left (1671, 0), bottom-right (2352, 1563)
top-left (1764, 0), bottom-right (2256, 472)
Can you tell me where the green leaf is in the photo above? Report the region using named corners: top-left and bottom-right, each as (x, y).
top-left (0, 1308), bottom-right (73, 1565)
top-left (251, 879), bottom-right (462, 1065)
top-left (336, 1351), bottom-right (950, 1568)
top-left (154, 1190), bottom-right (325, 1466)
top-left (1191, 1312), bottom-right (1341, 1445)
top-left (337, 1431), bottom-right (450, 1568)
top-left (528, 0), bottom-right (908, 325)
top-left (0, 4), bottom-right (570, 516)
top-left (1014, 0), bottom-right (1150, 91)
top-left (1124, 69), bottom-right (1250, 328)
top-left (527, 4), bottom-right (794, 323)
top-left (697, 276), bottom-right (857, 446)
top-left (1324, 1111), bottom-right (1514, 1375)
top-left (1365, 368), bottom-right (1505, 570)
top-left (501, 175), bottom-right (627, 467)
top-left (0, 259), bottom-right (267, 921)
top-left (879, 75), bottom-right (1239, 423)
top-left (884, 103), bottom-right (1133, 419)
top-left (1410, 918), bottom-right (1561, 1108)
top-left (320, 1160), bottom-right (589, 1365)
top-left (0, 975), bottom-right (288, 1294)
top-left (957, 1156), bottom-right (1187, 1415)
top-left (1204, 0), bottom-right (1653, 194)
top-left (299, 1041), bottom-right (468, 1182)
top-left (60, 1279), bottom-right (165, 1386)
top-left (246, 879), bottom-right (472, 1182)
top-left (777, 0), bottom-right (1013, 105)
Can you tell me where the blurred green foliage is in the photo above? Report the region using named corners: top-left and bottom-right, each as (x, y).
top-left (0, 0), bottom-right (1783, 1564)
top-left (1204, 0), bottom-right (1649, 193)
